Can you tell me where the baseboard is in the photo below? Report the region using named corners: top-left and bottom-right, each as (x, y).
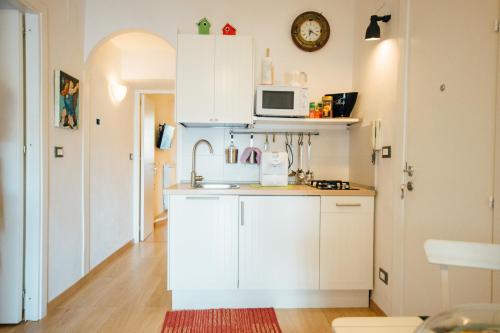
top-left (172, 290), bottom-right (369, 310)
top-left (369, 299), bottom-right (387, 316)
top-left (48, 240), bottom-right (134, 311)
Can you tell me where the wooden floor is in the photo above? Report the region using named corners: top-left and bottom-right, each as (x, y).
top-left (0, 221), bottom-right (382, 333)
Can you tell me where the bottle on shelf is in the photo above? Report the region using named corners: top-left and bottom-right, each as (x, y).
top-left (309, 102), bottom-right (316, 118)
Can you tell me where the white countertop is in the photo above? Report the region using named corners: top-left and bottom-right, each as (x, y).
top-left (166, 183), bottom-right (376, 197)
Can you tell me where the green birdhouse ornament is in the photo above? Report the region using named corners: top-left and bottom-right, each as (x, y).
top-left (197, 17), bottom-right (211, 35)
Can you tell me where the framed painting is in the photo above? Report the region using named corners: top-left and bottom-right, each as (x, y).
top-left (54, 70), bottom-right (79, 129)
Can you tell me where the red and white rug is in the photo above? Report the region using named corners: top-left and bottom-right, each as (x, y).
top-left (161, 308), bottom-right (283, 333)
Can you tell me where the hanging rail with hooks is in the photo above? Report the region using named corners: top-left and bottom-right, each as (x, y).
top-left (229, 130), bottom-right (320, 136)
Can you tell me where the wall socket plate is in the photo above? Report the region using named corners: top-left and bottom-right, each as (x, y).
top-left (379, 268), bottom-right (389, 285)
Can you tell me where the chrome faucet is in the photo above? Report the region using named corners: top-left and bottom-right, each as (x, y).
top-left (191, 139), bottom-right (214, 187)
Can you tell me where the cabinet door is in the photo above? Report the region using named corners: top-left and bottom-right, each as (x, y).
top-left (320, 197), bottom-right (374, 290)
top-left (214, 36), bottom-right (254, 124)
top-left (168, 195), bottom-right (238, 290)
top-left (176, 35), bottom-right (215, 123)
top-left (239, 196), bottom-right (320, 290)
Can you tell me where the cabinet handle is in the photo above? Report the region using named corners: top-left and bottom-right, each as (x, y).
top-left (240, 201), bottom-right (245, 226)
top-left (185, 196), bottom-right (220, 200)
top-left (336, 203), bottom-right (362, 207)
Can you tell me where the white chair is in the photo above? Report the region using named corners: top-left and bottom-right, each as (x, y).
top-left (332, 239), bottom-right (500, 333)
top-left (332, 317), bottom-right (423, 333)
top-left (424, 239), bottom-right (500, 311)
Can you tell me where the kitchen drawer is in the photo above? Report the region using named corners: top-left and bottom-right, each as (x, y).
top-left (321, 196), bottom-right (374, 214)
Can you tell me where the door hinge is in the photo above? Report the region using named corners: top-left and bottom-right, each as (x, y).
top-left (495, 19), bottom-right (500, 32)
top-left (23, 145), bottom-right (27, 154)
top-left (22, 289), bottom-right (25, 319)
top-left (489, 196), bottom-right (495, 209)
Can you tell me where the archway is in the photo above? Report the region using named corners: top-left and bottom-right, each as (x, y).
top-left (84, 31), bottom-right (176, 271)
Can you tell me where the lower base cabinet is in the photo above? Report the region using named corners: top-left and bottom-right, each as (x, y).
top-left (320, 196), bottom-right (374, 290)
top-left (168, 194), bottom-right (374, 295)
top-left (238, 196), bottom-right (320, 289)
top-left (168, 195), bottom-right (239, 290)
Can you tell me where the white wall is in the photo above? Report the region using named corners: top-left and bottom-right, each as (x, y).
top-left (84, 0), bottom-right (355, 101)
top-left (179, 127), bottom-right (349, 183)
top-left (45, 0), bottom-right (86, 301)
top-left (350, 0), bottom-right (402, 315)
top-left (84, 0), bottom-right (358, 184)
top-left (86, 41), bottom-right (136, 268)
top-left (110, 33), bottom-right (176, 81)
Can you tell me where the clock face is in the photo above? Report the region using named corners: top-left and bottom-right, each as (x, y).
top-left (291, 11), bottom-right (330, 52)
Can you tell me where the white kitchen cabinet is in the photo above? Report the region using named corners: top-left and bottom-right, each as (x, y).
top-left (214, 36), bottom-right (254, 124)
top-left (176, 34), bottom-right (254, 125)
top-left (176, 34), bottom-right (215, 124)
top-left (238, 196), bottom-right (320, 290)
top-left (320, 196), bottom-right (374, 290)
top-left (168, 195), bottom-right (239, 290)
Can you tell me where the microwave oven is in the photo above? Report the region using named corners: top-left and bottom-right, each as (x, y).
top-left (255, 85), bottom-right (309, 118)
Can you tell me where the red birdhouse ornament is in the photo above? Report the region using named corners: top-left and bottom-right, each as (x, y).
top-left (222, 23), bottom-right (237, 35)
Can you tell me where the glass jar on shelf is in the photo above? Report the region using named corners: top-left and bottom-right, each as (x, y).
top-left (322, 96), bottom-right (333, 118)
top-left (316, 102), bottom-right (323, 118)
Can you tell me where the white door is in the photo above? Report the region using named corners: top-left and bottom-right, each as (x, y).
top-left (402, 0), bottom-right (499, 316)
top-left (140, 95), bottom-right (155, 241)
top-left (176, 34), bottom-right (215, 123)
top-left (0, 8), bottom-right (24, 324)
top-left (168, 195), bottom-right (239, 290)
top-left (214, 35), bottom-right (254, 124)
top-left (239, 196), bottom-right (320, 290)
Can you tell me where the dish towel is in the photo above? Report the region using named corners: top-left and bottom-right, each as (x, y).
top-left (240, 147), bottom-right (262, 164)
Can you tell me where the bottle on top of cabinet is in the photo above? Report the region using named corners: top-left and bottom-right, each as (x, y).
top-left (261, 48), bottom-right (274, 85)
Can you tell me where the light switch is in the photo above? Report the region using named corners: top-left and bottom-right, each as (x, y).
top-left (54, 146), bottom-right (64, 158)
top-left (381, 146), bottom-right (391, 158)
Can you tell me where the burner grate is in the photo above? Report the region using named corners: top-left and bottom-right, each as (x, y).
top-left (309, 180), bottom-right (357, 190)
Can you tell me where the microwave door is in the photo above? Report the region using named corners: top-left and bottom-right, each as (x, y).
top-left (259, 90), bottom-right (295, 117)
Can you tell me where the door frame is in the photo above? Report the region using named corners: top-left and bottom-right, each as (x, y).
top-left (4, 0), bottom-right (49, 321)
top-left (133, 89), bottom-right (175, 243)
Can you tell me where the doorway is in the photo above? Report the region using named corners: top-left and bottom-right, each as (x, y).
top-left (136, 91), bottom-right (176, 242)
top-left (0, 0), bottom-right (45, 323)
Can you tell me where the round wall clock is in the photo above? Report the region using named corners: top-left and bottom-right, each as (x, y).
top-left (291, 11), bottom-right (330, 52)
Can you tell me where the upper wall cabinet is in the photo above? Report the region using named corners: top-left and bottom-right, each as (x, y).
top-left (176, 34), bottom-right (254, 126)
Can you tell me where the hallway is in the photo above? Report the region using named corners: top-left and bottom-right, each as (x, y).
top-left (0, 222), bottom-right (380, 333)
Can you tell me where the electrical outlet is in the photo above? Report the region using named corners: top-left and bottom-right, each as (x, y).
top-left (379, 268), bottom-right (389, 285)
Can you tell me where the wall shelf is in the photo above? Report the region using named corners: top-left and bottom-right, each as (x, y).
top-left (252, 116), bottom-right (360, 130)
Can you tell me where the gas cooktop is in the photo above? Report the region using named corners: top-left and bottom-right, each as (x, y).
top-left (309, 180), bottom-right (359, 190)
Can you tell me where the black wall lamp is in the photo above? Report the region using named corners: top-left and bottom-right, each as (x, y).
top-left (365, 14), bottom-right (391, 40)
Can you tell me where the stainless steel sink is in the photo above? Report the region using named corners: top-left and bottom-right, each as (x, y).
top-left (195, 183), bottom-right (240, 189)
